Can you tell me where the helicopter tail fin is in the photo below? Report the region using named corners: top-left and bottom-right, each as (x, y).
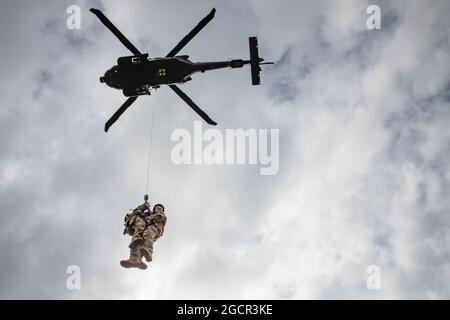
top-left (249, 37), bottom-right (261, 85)
top-left (249, 37), bottom-right (273, 85)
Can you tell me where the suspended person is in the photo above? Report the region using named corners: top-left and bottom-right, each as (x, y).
top-left (120, 197), bottom-right (167, 269)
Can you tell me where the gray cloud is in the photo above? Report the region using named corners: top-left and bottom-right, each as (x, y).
top-left (0, 0), bottom-right (449, 299)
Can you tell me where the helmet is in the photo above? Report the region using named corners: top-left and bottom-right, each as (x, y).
top-left (153, 204), bottom-right (165, 212)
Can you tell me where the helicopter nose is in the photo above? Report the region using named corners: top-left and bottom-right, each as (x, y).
top-left (100, 76), bottom-right (106, 83)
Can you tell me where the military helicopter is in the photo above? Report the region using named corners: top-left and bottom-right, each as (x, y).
top-left (90, 8), bottom-right (273, 132)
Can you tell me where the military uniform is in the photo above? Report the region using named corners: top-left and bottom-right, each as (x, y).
top-left (121, 203), bottom-right (167, 269)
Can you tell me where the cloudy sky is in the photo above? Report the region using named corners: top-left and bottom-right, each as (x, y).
top-left (0, 0), bottom-right (449, 299)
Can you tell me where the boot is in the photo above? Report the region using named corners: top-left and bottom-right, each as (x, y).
top-left (137, 259), bottom-right (148, 270)
top-left (140, 248), bottom-right (152, 262)
top-left (120, 257), bottom-right (147, 270)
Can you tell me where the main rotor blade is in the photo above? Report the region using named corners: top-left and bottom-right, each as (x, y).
top-left (90, 8), bottom-right (142, 56)
top-left (166, 8), bottom-right (216, 57)
top-left (104, 96), bottom-right (138, 132)
top-left (169, 85), bottom-right (217, 125)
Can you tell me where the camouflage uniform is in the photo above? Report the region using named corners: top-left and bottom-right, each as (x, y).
top-left (121, 203), bottom-right (167, 269)
top-left (130, 209), bottom-right (167, 262)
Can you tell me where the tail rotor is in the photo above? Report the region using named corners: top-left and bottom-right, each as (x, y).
top-left (249, 36), bottom-right (273, 85)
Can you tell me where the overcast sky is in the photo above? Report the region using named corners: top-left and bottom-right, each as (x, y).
top-left (0, 0), bottom-right (449, 299)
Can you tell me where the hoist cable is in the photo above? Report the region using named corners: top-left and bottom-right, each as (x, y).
top-left (145, 102), bottom-right (157, 196)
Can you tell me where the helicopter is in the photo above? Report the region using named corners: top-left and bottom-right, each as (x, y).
top-left (90, 8), bottom-right (273, 132)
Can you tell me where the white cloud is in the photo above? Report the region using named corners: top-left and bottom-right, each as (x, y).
top-left (0, 0), bottom-right (449, 299)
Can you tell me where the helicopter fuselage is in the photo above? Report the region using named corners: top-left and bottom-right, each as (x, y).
top-left (100, 54), bottom-right (249, 97)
